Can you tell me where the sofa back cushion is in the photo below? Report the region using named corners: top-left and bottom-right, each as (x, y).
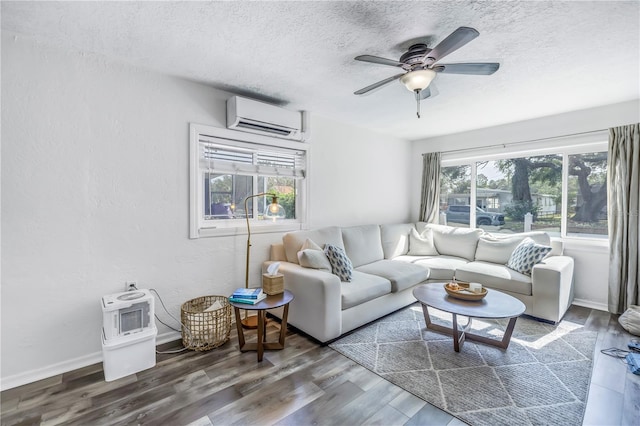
top-left (417, 223), bottom-right (482, 261)
top-left (341, 224), bottom-right (384, 267)
top-left (475, 231), bottom-right (551, 265)
top-left (380, 223), bottom-right (414, 259)
top-left (283, 226), bottom-right (344, 264)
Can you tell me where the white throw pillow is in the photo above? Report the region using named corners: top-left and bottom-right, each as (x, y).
top-left (506, 237), bottom-right (552, 275)
top-left (408, 228), bottom-right (439, 256)
top-left (297, 239), bottom-right (332, 271)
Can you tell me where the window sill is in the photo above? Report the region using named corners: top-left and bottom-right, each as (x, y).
top-left (194, 222), bottom-right (303, 239)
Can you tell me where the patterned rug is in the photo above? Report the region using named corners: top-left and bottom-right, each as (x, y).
top-left (329, 303), bottom-right (597, 426)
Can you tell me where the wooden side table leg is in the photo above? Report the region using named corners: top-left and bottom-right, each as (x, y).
top-left (257, 310), bottom-right (265, 362)
top-left (278, 303), bottom-right (290, 346)
top-left (234, 307), bottom-right (245, 349)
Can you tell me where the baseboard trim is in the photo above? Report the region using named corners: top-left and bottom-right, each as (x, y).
top-left (0, 330), bottom-right (181, 391)
top-left (573, 298), bottom-right (608, 312)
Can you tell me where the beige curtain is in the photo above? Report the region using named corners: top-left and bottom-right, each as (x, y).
top-left (419, 152), bottom-right (441, 223)
top-left (608, 123), bottom-right (640, 314)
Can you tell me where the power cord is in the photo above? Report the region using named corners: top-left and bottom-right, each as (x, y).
top-left (145, 287), bottom-right (191, 354)
top-left (600, 339), bottom-right (640, 370)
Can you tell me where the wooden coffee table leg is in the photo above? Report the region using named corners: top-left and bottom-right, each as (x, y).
top-left (421, 303), bottom-right (516, 351)
top-left (452, 313), bottom-right (469, 352)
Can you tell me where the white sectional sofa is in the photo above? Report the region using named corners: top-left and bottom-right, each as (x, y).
top-left (264, 223), bottom-right (575, 343)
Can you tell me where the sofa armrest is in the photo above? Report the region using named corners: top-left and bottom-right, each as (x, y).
top-left (263, 261), bottom-right (342, 342)
top-left (531, 255), bottom-right (575, 322)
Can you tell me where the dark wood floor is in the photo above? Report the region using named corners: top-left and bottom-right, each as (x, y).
top-left (1, 305), bottom-right (638, 425)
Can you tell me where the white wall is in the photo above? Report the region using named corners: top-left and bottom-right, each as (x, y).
top-left (410, 100), bottom-right (640, 310)
top-left (0, 33), bottom-right (412, 388)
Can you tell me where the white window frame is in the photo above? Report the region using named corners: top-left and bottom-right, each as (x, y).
top-left (440, 131), bottom-right (608, 242)
top-left (189, 123), bottom-right (308, 238)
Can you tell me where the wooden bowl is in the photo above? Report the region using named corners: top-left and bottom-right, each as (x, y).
top-left (444, 282), bottom-right (488, 301)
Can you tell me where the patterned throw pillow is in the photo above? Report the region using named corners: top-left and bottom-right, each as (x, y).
top-left (506, 237), bottom-right (552, 275)
top-left (324, 244), bottom-right (353, 282)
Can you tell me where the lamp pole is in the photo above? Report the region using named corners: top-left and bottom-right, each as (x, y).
top-left (242, 192), bottom-right (276, 328)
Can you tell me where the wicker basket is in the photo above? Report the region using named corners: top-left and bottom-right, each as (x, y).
top-left (181, 295), bottom-right (231, 351)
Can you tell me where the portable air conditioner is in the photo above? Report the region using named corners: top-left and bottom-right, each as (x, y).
top-left (102, 289), bottom-right (155, 341)
top-left (101, 289), bottom-right (157, 381)
top-left (226, 96), bottom-right (304, 141)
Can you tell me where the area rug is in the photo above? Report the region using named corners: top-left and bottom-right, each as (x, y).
top-left (329, 303), bottom-right (597, 426)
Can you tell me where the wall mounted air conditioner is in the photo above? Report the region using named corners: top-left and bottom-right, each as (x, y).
top-left (226, 96), bottom-right (305, 141)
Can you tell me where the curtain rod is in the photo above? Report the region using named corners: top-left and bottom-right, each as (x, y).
top-left (433, 128), bottom-right (608, 155)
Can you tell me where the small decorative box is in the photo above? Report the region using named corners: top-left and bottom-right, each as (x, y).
top-left (262, 273), bottom-right (284, 295)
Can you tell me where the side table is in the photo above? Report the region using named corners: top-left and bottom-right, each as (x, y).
top-left (228, 290), bottom-right (294, 362)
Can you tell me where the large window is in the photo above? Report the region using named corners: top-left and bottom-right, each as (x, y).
top-left (440, 165), bottom-right (471, 227)
top-left (439, 139), bottom-right (608, 239)
top-left (190, 124), bottom-right (307, 238)
top-left (567, 152), bottom-right (608, 237)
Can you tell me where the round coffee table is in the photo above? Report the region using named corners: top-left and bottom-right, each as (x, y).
top-left (229, 290), bottom-right (294, 362)
top-left (413, 283), bottom-right (525, 352)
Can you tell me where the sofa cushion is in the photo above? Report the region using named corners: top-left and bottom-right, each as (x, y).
top-left (325, 244), bottom-right (354, 282)
top-left (355, 260), bottom-right (429, 292)
top-left (475, 232), bottom-right (551, 264)
top-left (417, 223), bottom-right (483, 261)
top-left (341, 271), bottom-right (392, 310)
top-left (283, 226), bottom-right (344, 264)
top-left (455, 261), bottom-right (532, 296)
top-left (380, 223), bottom-right (414, 259)
top-left (297, 239), bottom-right (332, 271)
top-left (507, 238), bottom-right (552, 275)
top-left (408, 227), bottom-right (439, 256)
top-left (341, 225), bottom-right (385, 268)
top-left (411, 255), bottom-right (470, 280)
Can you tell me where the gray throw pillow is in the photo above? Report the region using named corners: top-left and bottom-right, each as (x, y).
top-left (324, 244), bottom-right (353, 282)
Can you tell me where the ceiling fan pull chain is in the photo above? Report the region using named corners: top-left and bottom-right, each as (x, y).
top-left (415, 90), bottom-right (421, 119)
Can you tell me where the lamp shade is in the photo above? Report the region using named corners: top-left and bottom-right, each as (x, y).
top-left (264, 196), bottom-right (286, 220)
top-left (400, 69), bottom-right (437, 92)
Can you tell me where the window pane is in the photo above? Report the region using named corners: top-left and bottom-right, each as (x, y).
top-left (483, 156), bottom-right (562, 235)
top-left (204, 174), bottom-right (252, 220)
top-left (567, 152), bottom-right (608, 237)
top-left (440, 165), bottom-right (471, 228)
top-left (258, 176), bottom-right (296, 219)
top-left (475, 161), bottom-right (507, 232)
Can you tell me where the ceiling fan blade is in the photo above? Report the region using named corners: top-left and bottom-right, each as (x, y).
top-left (434, 62), bottom-right (500, 75)
top-left (354, 73), bottom-right (405, 95)
top-left (424, 27), bottom-right (479, 64)
top-left (355, 55), bottom-right (404, 67)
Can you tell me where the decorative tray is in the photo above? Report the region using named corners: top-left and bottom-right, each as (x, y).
top-left (444, 282), bottom-right (488, 301)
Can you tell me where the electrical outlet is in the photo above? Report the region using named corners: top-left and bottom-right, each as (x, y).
top-left (125, 281), bottom-right (137, 292)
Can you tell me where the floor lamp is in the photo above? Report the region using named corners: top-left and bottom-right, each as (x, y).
top-left (242, 192), bottom-right (285, 328)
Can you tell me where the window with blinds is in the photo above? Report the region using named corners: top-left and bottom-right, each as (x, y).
top-left (190, 123), bottom-right (307, 238)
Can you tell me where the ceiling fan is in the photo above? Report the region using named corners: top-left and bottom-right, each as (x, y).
top-left (353, 27), bottom-right (500, 118)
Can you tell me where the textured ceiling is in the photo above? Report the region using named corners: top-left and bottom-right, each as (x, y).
top-left (2, 1), bottom-right (639, 140)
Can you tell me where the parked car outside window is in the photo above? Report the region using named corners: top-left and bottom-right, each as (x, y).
top-left (444, 205), bottom-right (505, 226)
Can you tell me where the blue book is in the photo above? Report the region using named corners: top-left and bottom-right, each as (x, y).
top-left (229, 293), bottom-right (267, 305)
top-left (231, 288), bottom-right (263, 299)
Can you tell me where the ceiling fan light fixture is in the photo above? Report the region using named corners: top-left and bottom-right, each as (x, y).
top-left (400, 69), bottom-right (437, 92)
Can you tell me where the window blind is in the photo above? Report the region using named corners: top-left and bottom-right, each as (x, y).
top-left (199, 140), bottom-right (305, 178)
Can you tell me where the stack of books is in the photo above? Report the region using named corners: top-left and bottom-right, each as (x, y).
top-left (228, 288), bottom-right (267, 305)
